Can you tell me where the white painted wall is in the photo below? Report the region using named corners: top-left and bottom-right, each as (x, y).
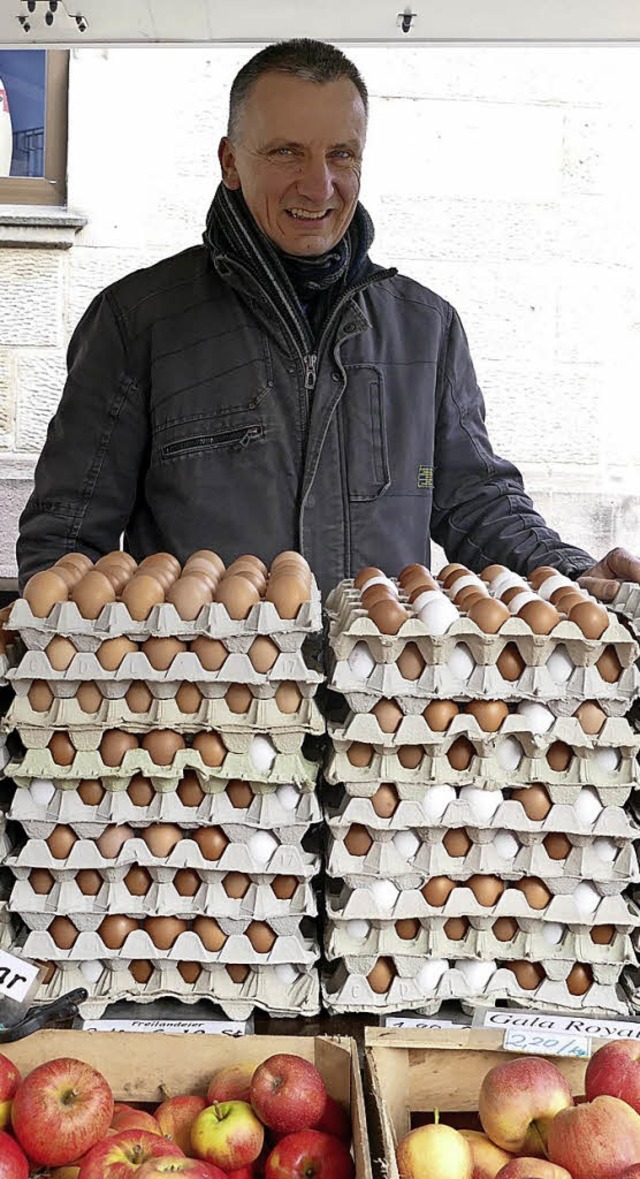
top-left (1, 44), bottom-right (639, 576)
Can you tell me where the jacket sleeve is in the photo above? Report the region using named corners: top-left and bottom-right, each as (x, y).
top-left (430, 306), bottom-right (595, 578)
top-left (17, 288), bottom-right (149, 590)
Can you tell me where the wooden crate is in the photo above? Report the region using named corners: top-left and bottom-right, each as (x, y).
top-left (4, 1029), bottom-right (371, 1179)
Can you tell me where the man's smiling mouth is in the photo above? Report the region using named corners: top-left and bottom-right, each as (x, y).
top-left (286, 208), bottom-right (332, 220)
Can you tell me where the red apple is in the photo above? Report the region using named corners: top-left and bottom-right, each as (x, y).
top-left (312, 1096), bottom-right (351, 1144)
top-left (226, 1170), bottom-right (259, 1179)
top-left (396, 1123), bottom-right (472, 1179)
top-left (265, 1130), bottom-right (354, 1179)
top-left (112, 1108), bottom-right (162, 1136)
top-left (191, 1101), bottom-right (264, 1171)
top-left (250, 1055), bottom-right (326, 1135)
top-left (0, 1054), bottom-right (21, 1131)
top-left (548, 1095), bottom-right (640, 1179)
top-left (11, 1056), bottom-right (114, 1166)
top-left (78, 1130), bottom-right (183, 1179)
top-left (155, 1095), bottom-right (207, 1156)
top-left (478, 1056), bottom-right (572, 1155)
top-left (206, 1066), bottom-right (254, 1106)
top-left (136, 1158), bottom-right (226, 1178)
top-left (0, 1130), bottom-right (29, 1179)
top-left (586, 1042), bottom-right (640, 1114)
top-left (495, 1162), bottom-right (573, 1178)
top-left (459, 1129), bottom-right (513, 1177)
top-left (615, 1169), bottom-right (640, 1178)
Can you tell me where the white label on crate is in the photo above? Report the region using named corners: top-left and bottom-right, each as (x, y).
top-left (383, 1016), bottom-right (469, 1030)
top-left (0, 948), bottom-right (40, 1004)
top-left (480, 1009), bottom-right (640, 1043)
top-left (503, 1027), bottom-right (591, 1059)
top-left (80, 1019), bottom-right (248, 1036)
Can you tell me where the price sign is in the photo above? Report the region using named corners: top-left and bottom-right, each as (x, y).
top-left (80, 1018), bottom-right (249, 1036)
top-left (0, 948), bottom-right (41, 1006)
top-left (503, 1027), bottom-right (591, 1059)
top-left (383, 1016), bottom-right (469, 1030)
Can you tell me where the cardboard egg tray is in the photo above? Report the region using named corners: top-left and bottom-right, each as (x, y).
top-left (26, 957), bottom-right (321, 1020)
top-left (14, 805), bottom-right (320, 845)
top-left (8, 584), bottom-right (322, 647)
top-left (9, 781), bottom-right (321, 838)
top-left (326, 830), bottom-right (638, 887)
top-left (612, 581), bottom-right (640, 637)
top-left (334, 773), bottom-right (632, 809)
top-left (326, 582), bottom-right (636, 667)
top-left (321, 957), bottom-right (629, 1016)
top-left (7, 722), bottom-right (310, 758)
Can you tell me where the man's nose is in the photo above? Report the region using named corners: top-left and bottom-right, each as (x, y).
top-left (297, 154), bottom-right (334, 202)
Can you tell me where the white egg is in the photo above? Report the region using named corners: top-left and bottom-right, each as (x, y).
top-left (492, 830), bottom-right (520, 858)
top-left (517, 701), bottom-right (555, 734)
top-left (79, 960), bottom-right (104, 983)
top-left (574, 786), bottom-right (603, 824)
top-left (274, 963), bottom-right (300, 984)
top-left (418, 596), bottom-right (459, 635)
top-left (346, 919), bottom-right (371, 940)
top-left (370, 878), bottom-right (400, 913)
top-left (496, 735), bottom-right (523, 771)
top-left (593, 836), bottom-right (618, 862)
top-left (575, 880), bottom-right (601, 917)
top-left (492, 572), bottom-right (527, 596)
top-left (447, 643), bottom-right (475, 680)
top-left (249, 734), bottom-right (277, 773)
top-left (393, 830), bottom-right (421, 860)
top-left (276, 783), bottom-right (300, 811)
top-left (546, 645), bottom-right (574, 684)
top-left (29, 778), bottom-right (57, 806)
top-left (459, 785), bottom-right (503, 822)
top-left (412, 589), bottom-right (445, 613)
top-left (538, 574), bottom-right (575, 601)
top-left (508, 590), bottom-right (538, 615)
top-left (542, 922), bottom-right (564, 946)
top-left (247, 830), bottom-right (279, 863)
top-left (417, 958), bottom-right (449, 992)
top-left (421, 783), bottom-right (457, 822)
top-left (347, 641), bottom-right (376, 680)
top-left (361, 575), bottom-right (398, 595)
top-left (455, 958), bottom-right (497, 988)
top-left (447, 574), bottom-right (484, 596)
top-left (593, 747), bottom-right (621, 772)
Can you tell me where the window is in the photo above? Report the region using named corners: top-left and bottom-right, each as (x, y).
top-left (0, 49), bottom-right (68, 206)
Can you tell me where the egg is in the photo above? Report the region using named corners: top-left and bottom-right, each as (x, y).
top-left (224, 684), bottom-right (253, 715)
top-left (590, 924), bottom-right (615, 945)
top-left (175, 772), bottom-right (205, 807)
top-left (417, 595), bottom-right (459, 635)
top-left (166, 576), bottom-right (213, 621)
top-left (141, 636), bottom-right (187, 671)
top-left (546, 644), bottom-right (575, 684)
top-left (177, 962), bottom-right (202, 984)
top-left (98, 562), bottom-right (133, 594)
top-left (505, 589), bottom-right (537, 612)
top-left (421, 782), bottom-right (457, 821)
top-left (368, 599), bottom-right (410, 635)
top-left (187, 549), bottom-right (226, 577)
top-left (443, 828), bottom-right (472, 858)
top-left (515, 877), bottom-right (552, 910)
top-left (465, 700), bottom-right (509, 732)
top-left (468, 598), bottom-right (510, 634)
top-left (354, 566), bottom-right (386, 589)
top-left (45, 636), bottom-right (77, 671)
top-left (24, 570), bottom-right (69, 617)
top-left (596, 646), bottom-right (623, 683)
top-left (79, 960), bottom-right (104, 984)
top-left (129, 960), bottom-right (155, 984)
top-left (566, 962), bottom-right (593, 995)
top-left (412, 589), bottom-right (445, 612)
top-left (423, 700), bottom-right (459, 732)
top-left (274, 681), bottom-right (303, 714)
top-left (454, 587), bottom-right (488, 610)
top-left (417, 959), bottom-right (449, 992)
top-left (546, 741), bottom-right (573, 772)
top-left (422, 876), bottom-right (457, 906)
top-left (344, 824), bottom-right (373, 856)
top-left (141, 823), bottom-right (183, 856)
top-left (248, 830), bottom-right (279, 863)
top-left (510, 784), bottom-right (552, 821)
top-left (98, 914), bottom-right (139, 949)
top-left (247, 921), bottom-right (277, 953)
top-left (575, 881), bottom-right (601, 917)
top-left (96, 824), bottom-right (134, 858)
top-left (77, 779), bottom-right (105, 806)
top-left (593, 746), bottom-right (621, 772)
top-left (125, 683), bottom-right (155, 713)
top-left (455, 959), bottom-right (497, 989)
top-left (275, 783), bottom-right (300, 811)
top-left (233, 552), bottom-right (269, 575)
top-left (174, 868), bottom-right (202, 897)
top-left (46, 824), bottom-right (77, 859)
top-left (271, 874), bottom-right (298, 899)
top-left (175, 683), bottom-right (203, 714)
top-left (481, 563), bottom-right (508, 583)
top-left (569, 600), bottom-right (609, 639)
top-left (371, 783), bottom-right (400, 818)
top-left (121, 575), bottom-right (165, 620)
top-left (393, 830), bottom-right (421, 859)
top-left (459, 785), bottom-right (503, 822)
top-left (49, 916), bottom-right (79, 949)
top-left (367, 957), bottom-right (397, 994)
top-left (28, 681), bottom-right (55, 712)
top-left (76, 868), bottom-right (103, 895)
top-left (193, 826), bottom-right (229, 860)
top-left (544, 832), bottom-right (572, 860)
top-left (124, 865), bottom-right (153, 895)
top-left (49, 731), bottom-right (76, 766)
top-left (127, 775), bottom-right (155, 806)
top-left (245, 637), bottom-right (279, 675)
top-left (183, 558), bottom-right (221, 586)
top-left (542, 923), bottom-right (564, 946)
top-left (142, 731), bottom-right (186, 766)
top-left (221, 872), bottom-right (251, 901)
top-left (554, 589), bottom-right (587, 615)
top-left (193, 916), bottom-right (227, 951)
top-left (492, 917), bottom-right (519, 942)
top-left (70, 571), bottom-right (117, 619)
top-left (469, 875), bottom-right (505, 906)
top-left (100, 730), bottom-right (139, 767)
top-left (444, 917), bottom-right (469, 941)
top-left (346, 919), bottom-right (371, 941)
top-left (372, 698), bottom-right (404, 733)
top-left (398, 744), bottom-right (423, 769)
top-left (248, 734), bottom-right (276, 773)
top-left (447, 736), bottom-right (474, 771)
top-left (40, 962), bottom-right (57, 985)
top-left (574, 786), bottom-right (603, 824)
top-left (516, 701), bottom-right (555, 734)
top-left (593, 836), bottom-right (618, 862)
top-left (517, 599), bottom-right (561, 635)
top-left (370, 878), bottom-right (400, 913)
top-left (396, 642), bottom-right (426, 681)
top-left (226, 780), bottom-right (254, 808)
top-left (347, 742), bottom-right (374, 768)
top-left (496, 643), bottom-right (526, 681)
top-left (406, 579), bottom-right (438, 602)
top-left (29, 868), bottom-right (55, 894)
top-left (215, 576), bottom-right (260, 620)
top-left (442, 566), bottom-right (472, 590)
top-left (141, 551), bottom-right (181, 576)
top-left (189, 636), bottom-right (228, 672)
top-left (507, 961), bottom-right (545, 990)
top-left (348, 641), bottom-right (377, 680)
top-left (399, 562), bottom-right (432, 586)
top-left (492, 830), bottom-right (520, 859)
top-left (575, 700), bottom-right (607, 734)
top-left (496, 735), bottom-right (523, 771)
top-left (361, 584), bottom-right (397, 610)
top-left (76, 683), bottom-right (104, 714)
top-left (57, 552), bottom-right (93, 575)
top-left (29, 778), bottom-right (56, 805)
top-left (144, 916), bottom-right (188, 949)
top-left (447, 642), bottom-right (475, 681)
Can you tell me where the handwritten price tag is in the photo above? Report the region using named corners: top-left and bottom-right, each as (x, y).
top-left (503, 1027), bottom-right (591, 1059)
top-left (81, 1019), bottom-right (248, 1036)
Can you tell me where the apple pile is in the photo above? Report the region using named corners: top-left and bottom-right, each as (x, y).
top-left (0, 1050), bottom-right (353, 1179)
top-left (396, 1043), bottom-right (640, 1179)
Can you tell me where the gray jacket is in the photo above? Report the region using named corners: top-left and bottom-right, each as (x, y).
top-left (18, 240), bottom-right (594, 596)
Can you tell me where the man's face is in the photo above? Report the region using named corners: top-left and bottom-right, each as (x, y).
top-left (219, 72), bottom-right (366, 256)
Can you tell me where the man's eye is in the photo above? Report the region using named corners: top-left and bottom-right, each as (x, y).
top-left (272, 147), bottom-right (294, 157)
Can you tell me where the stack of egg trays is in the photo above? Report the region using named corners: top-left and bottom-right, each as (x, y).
top-left (322, 577), bottom-right (640, 1017)
top-left (1, 587), bottom-right (325, 1020)
top-left (611, 581), bottom-right (640, 1014)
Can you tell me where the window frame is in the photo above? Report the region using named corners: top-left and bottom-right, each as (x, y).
top-left (0, 49), bottom-right (68, 207)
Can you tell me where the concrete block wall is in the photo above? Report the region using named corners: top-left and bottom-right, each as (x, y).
top-left (0, 44), bottom-right (639, 577)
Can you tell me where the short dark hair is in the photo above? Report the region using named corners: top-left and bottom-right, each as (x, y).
top-left (227, 38), bottom-right (368, 139)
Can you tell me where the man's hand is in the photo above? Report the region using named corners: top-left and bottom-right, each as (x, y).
top-left (577, 546), bottom-right (640, 602)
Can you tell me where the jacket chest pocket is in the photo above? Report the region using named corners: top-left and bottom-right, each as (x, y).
top-left (341, 364), bottom-right (390, 502)
top-left (159, 422), bottom-right (264, 461)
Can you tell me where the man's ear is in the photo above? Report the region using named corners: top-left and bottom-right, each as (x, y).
top-left (218, 136), bottom-right (241, 189)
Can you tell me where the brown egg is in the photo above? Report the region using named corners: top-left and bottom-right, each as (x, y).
top-left (144, 915), bottom-right (188, 949)
top-left (56, 552), bottom-right (93, 575)
top-left (480, 564), bottom-right (508, 583)
top-left (39, 962), bottom-right (57, 985)
top-left (193, 916), bottom-right (227, 951)
top-left (399, 563), bottom-right (432, 585)
top-left (76, 683), bottom-right (104, 714)
top-left (45, 636), bottom-right (77, 671)
top-left (127, 775), bottom-right (155, 806)
top-left (554, 590), bottom-right (588, 614)
top-left (98, 914), bottom-right (139, 949)
top-left (270, 564), bottom-right (312, 591)
top-left (372, 698), bottom-right (404, 733)
top-left (193, 826), bottom-right (229, 860)
top-left (371, 783), bottom-right (400, 818)
top-left (275, 681), bottom-right (303, 714)
top-left (141, 823), bottom-right (183, 856)
top-left (49, 731), bottom-right (76, 766)
top-left (140, 552), bottom-right (181, 577)
top-left (497, 643), bottom-right (526, 681)
top-left (183, 558), bottom-right (221, 587)
top-left (465, 700), bottom-right (509, 732)
top-left (398, 744), bottom-right (423, 769)
top-left (166, 576), bottom-right (213, 621)
top-left (177, 772), bottom-right (206, 807)
top-left (24, 570), bottom-right (69, 617)
top-left (28, 680), bottom-right (55, 712)
top-left (50, 563), bottom-right (82, 589)
top-left (423, 700), bottom-right (459, 732)
top-left (422, 877), bottom-right (457, 906)
top-left (175, 683), bottom-right (203, 714)
top-left (395, 917), bottom-right (421, 940)
top-left (76, 868), bottom-right (103, 896)
top-left (566, 962), bottom-right (593, 995)
top-left (142, 730), bottom-right (186, 766)
top-left (124, 865), bottom-right (153, 895)
top-left (49, 916), bottom-right (79, 949)
top-left (125, 683), bottom-right (155, 713)
top-left (228, 560), bottom-right (267, 589)
top-left (547, 741), bottom-right (573, 772)
top-left (367, 957), bottom-right (397, 994)
top-left (344, 824), bottom-right (373, 856)
top-left (406, 580), bottom-right (437, 603)
top-left (100, 730), bottom-right (139, 767)
top-left (192, 731), bottom-right (227, 767)
top-left (271, 874), bottom-right (298, 899)
top-left (226, 963), bottom-right (251, 984)
top-left (468, 598), bottom-right (510, 634)
top-left (130, 960), bottom-right (155, 984)
top-left (265, 575), bottom-right (309, 620)
top-left (354, 566), bottom-right (386, 589)
top-left (223, 871), bottom-right (251, 898)
top-left (70, 571), bottom-right (116, 619)
top-left (510, 784), bottom-right (552, 821)
top-left (569, 601), bottom-right (609, 639)
top-left (248, 636), bottom-right (280, 673)
top-left (121, 575), bottom-right (165, 620)
top-left (96, 550), bottom-right (136, 573)
top-left (141, 636), bottom-right (187, 671)
top-left (596, 646), bottom-right (623, 683)
top-left (492, 917), bottom-right (519, 942)
top-left (507, 961), bottom-right (545, 990)
top-left (226, 780), bottom-right (254, 808)
top-left (177, 962), bottom-right (201, 984)
top-left (247, 921), bottom-right (277, 953)
top-left (225, 684), bottom-right (253, 714)
top-left (444, 917), bottom-right (469, 941)
top-left (347, 742), bottom-right (374, 768)
top-left (590, 925), bottom-right (615, 945)
top-left (455, 586), bottom-right (488, 610)
top-left (396, 643), bottom-right (426, 680)
top-left (187, 549), bottom-right (226, 577)
top-left (190, 636), bottom-right (228, 671)
top-left (447, 736), bottom-right (475, 771)
top-left (29, 868), bottom-right (55, 894)
top-left (575, 700), bottom-right (607, 734)
top-left (544, 832), bottom-right (572, 860)
top-left (368, 599), bottom-right (410, 635)
top-left (174, 868), bottom-right (201, 897)
top-left (501, 585), bottom-right (527, 605)
top-left (77, 779), bottom-right (105, 806)
top-left (96, 824), bottom-right (134, 857)
top-left (215, 576), bottom-right (260, 619)
top-left (272, 550), bottom-right (310, 573)
top-left (469, 875), bottom-right (505, 906)
top-left (515, 877), bottom-right (552, 910)
top-left (442, 566), bottom-right (472, 590)
top-left (98, 563), bottom-right (132, 594)
top-left (443, 828), bottom-right (472, 858)
top-left (517, 599), bottom-right (561, 635)
top-left (361, 584), bottom-right (396, 610)
top-left (529, 566), bottom-right (560, 589)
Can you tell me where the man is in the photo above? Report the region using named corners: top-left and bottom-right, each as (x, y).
top-left (16, 39), bottom-right (640, 599)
